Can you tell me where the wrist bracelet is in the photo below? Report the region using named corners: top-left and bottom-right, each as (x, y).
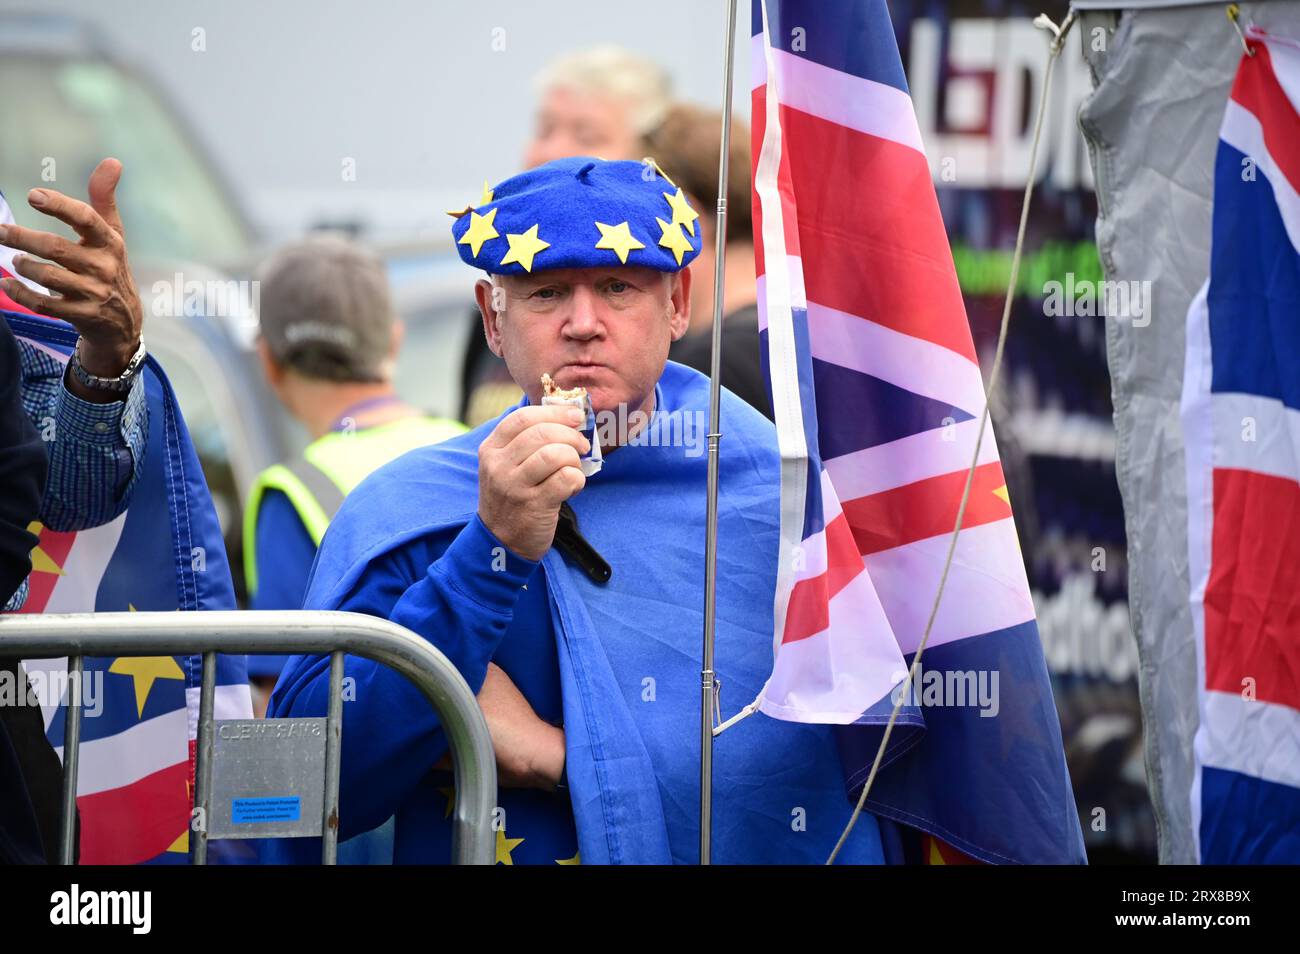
top-left (68, 337), bottom-right (147, 394)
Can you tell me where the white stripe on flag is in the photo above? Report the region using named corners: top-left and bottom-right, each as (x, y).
top-left (749, 34), bottom-right (927, 157)
top-left (824, 416), bottom-right (1001, 501)
top-left (1257, 29), bottom-right (1300, 118)
top-left (755, 0), bottom-right (812, 683)
top-left (864, 517), bottom-right (1036, 655)
top-left (1209, 392), bottom-right (1300, 484)
top-left (186, 682), bottom-right (254, 737)
top-left (53, 706), bottom-right (189, 796)
top-left (804, 296), bottom-right (987, 416)
top-left (42, 514), bottom-right (127, 613)
top-left (1198, 689), bottom-right (1300, 790)
top-left (0, 194), bottom-right (49, 293)
top-left (760, 568), bottom-right (906, 724)
top-left (1182, 279), bottom-right (1214, 862)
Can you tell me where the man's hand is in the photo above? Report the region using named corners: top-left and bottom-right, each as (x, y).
top-left (435, 662), bottom-right (566, 791)
top-left (478, 404), bottom-right (589, 562)
top-left (0, 158), bottom-right (142, 402)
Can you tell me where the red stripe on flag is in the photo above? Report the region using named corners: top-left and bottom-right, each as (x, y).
top-left (842, 461), bottom-right (1011, 556)
top-left (1230, 43), bottom-right (1300, 197)
top-left (76, 760), bottom-right (191, 864)
top-left (782, 511), bottom-right (865, 644)
top-left (752, 86), bottom-right (976, 363)
top-left (0, 266), bottom-right (38, 315)
top-left (1205, 467), bottom-right (1300, 711)
top-left (17, 526), bottom-right (78, 615)
top-left (751, 85), bottom-right (803, 280)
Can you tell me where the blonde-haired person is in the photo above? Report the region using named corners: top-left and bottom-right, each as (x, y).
top-left (646, 104), bottom-right (770, 420)
top-left (459, 47), bottom-right (674, 427)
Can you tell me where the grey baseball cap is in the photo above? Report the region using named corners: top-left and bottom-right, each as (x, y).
top-left (256, 233), bottom-right (395, 382)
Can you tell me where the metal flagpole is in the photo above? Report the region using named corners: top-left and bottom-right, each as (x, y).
top-left (700, 0), bottom-right (740, 866)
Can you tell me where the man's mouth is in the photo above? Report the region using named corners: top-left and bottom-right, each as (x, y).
top-left (554, 363), bottom-right (605, 384)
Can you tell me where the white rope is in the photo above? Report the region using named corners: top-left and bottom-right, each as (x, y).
top-left (825, 10), bottom-right (1077, 865)
top-left (714, 702), bottom-right (757, 736)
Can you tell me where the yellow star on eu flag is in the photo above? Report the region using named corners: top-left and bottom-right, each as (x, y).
top-left (457, 207), bottom-right (499, 257)
top-left (656, 217), bottom-right (693, 266)
top-left (500, 224), bottom-right (550, 272)
top-left (495, 826), bottom-right (525, 865)
top-left (479, 180), bottom-right (494, 205)
top-left (594, 220), bottom-right (646, 264)
top-left (663, 187), bottom-right (700, 236)
top-left (109, 656), bottom-right (185, 718)
top-left (25, 522), bottom-right (64, 577)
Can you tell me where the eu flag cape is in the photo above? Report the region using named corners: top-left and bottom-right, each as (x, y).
top-left (290, 361), bottom-right (890, 863)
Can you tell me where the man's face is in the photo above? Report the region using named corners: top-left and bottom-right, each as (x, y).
top-left (523, 87), bottom-right (643, 169)
top-left (475, 265), bottom-right (692, 416)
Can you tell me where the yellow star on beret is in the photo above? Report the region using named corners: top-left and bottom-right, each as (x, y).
top-left (663, 188), bottom-right (700, 237)
top-left (655, 217), bottom-right (693, 266)
top-left (593, 220), bottom-right (646, 264)
top-left (457, 207), bottom-right (499, 256)
top-left (446, 180), bottom-right (496, 219)
top-left (500, 224), bottom-right (550, 272)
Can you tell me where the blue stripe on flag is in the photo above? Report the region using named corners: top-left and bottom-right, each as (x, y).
top-left (836, 620), bottom-right (1086, 865)
top-left (752, 0), bottom-right (909, 93)
top-left (812, 356), bottom-right (975, 458)
top-left (1201, 766), bottom-right (1300, 863)
top-left (1208, 143), bottom-right (1300, 411)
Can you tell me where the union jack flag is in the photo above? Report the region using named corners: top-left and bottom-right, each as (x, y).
top-left (1181, 26), bottom-right (1300, 863)
top-left (749, 0), bottom-right (1083, 863)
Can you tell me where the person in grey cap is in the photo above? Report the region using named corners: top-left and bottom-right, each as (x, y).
top-left (244, 233), bottom-right (464, 704)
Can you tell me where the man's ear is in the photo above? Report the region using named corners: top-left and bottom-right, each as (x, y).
top-left (256, 336), bottom-right (285, 390)
top-left (388, 319), bottom-right (405, 361)
top-left (668, 269), bottom-right (692, 342)
top-left (474, 278), bottom-right (506, 358)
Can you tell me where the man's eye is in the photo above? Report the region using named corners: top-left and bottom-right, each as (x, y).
top-left (534, 288), bottom-right (560, 300)
top-left (607, 281), bottom-right (630, 294)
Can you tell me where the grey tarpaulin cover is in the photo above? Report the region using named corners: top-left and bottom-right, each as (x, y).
top-left (1075, 1), bottom-right (1300, 862)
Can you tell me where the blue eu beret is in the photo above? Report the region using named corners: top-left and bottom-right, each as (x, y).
top-left (448, 156), bottom-right (701, 275)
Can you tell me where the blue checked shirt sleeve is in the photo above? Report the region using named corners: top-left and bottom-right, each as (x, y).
top-left (19, 340), bottom-right (149, 533)
top-left (3, 577), bottom-right (28, 612)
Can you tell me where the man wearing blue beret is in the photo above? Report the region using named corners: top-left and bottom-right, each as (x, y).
top-left (265, 157), bottom-right (885, 864)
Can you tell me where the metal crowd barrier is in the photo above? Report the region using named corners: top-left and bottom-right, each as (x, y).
top-left (0, 610), bottom-right (497, 865)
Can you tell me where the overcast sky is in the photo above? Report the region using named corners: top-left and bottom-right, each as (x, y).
top-left (5, 0), bottom-right (754, 240)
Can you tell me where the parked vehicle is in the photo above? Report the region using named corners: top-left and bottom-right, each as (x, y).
top-left (4, 13), bottom-right (487, 602)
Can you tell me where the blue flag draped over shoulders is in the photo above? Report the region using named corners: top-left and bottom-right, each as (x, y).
top-left (286, 361), bottom-right (884, 864)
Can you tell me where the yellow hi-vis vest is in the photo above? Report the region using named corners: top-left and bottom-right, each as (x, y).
top-left (242, 414), bottom-right (466, 597)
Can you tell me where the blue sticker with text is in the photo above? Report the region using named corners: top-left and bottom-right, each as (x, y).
top-left (231, 797), bottom-right (301, 824)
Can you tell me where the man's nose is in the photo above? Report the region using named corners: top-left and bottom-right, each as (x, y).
top-left (561, 286), bottom-right (603, 339)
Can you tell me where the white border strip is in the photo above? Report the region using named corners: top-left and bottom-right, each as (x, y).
top-left (1181, 280), bottom-right (1214, 862)
top-left (753, 0), bottom-right (811, 710)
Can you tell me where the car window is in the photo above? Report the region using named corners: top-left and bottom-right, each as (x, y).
top-left (147, 333), bottom-right (252, 605)
top-left (393, 302), bottom-right (475, 420)
top-left (0, 55), bottom-right (251, 263)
